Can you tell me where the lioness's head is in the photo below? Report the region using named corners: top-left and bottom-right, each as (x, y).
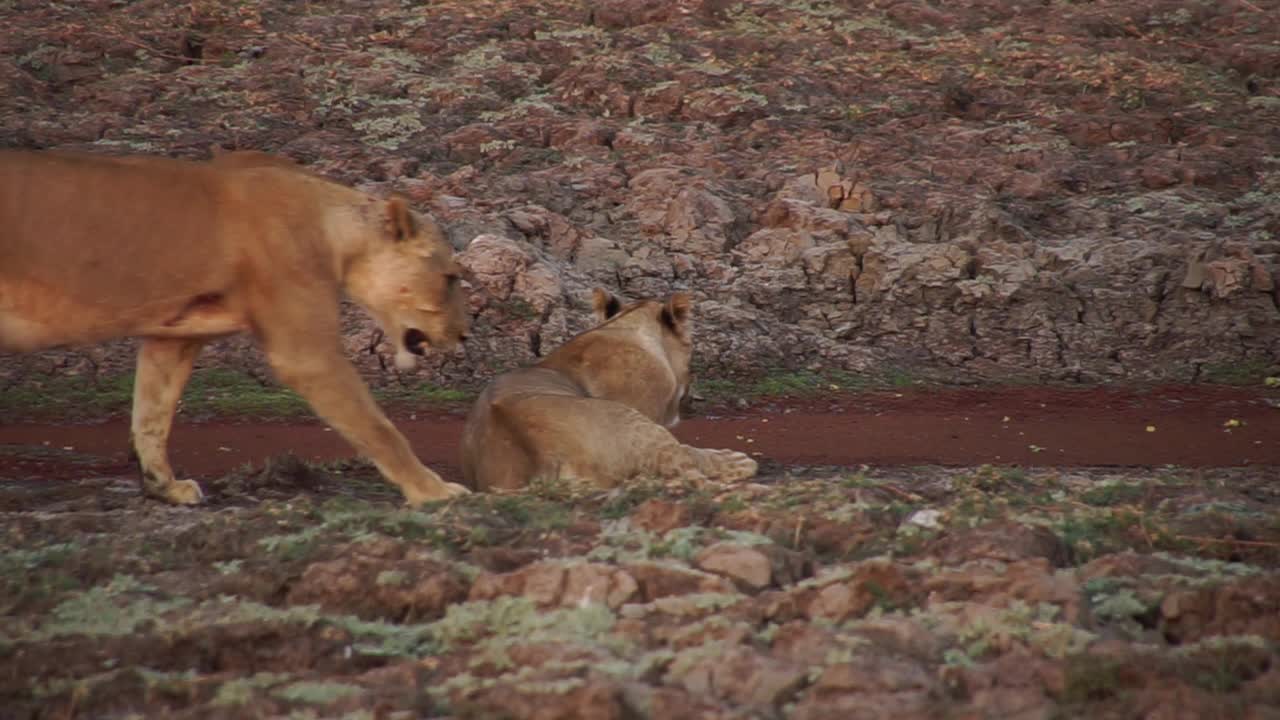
top-left (347, 197), bottom-right (469, 371)
top-left (587, 288), bottom-right (694, 425)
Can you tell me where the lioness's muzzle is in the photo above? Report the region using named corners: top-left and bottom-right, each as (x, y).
top-left (404, 328), bottom-right (428, 355)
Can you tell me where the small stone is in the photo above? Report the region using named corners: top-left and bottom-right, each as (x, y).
top-left (694, 542), bottom-right (773, 590)
top-left (454, 676), bottom-right (629, 720)
top-left (624, 561), bottom-right (738, 601)
top-left (805, 561), bottom-right (911, 622)
top-left (813, 655), bottom-right (934, 694)
top-left (630, 499), bottom-right (694, 534)
top-left (666, 645), bottom-right (806, 709)
top-left (469, 560), bottom-right (639, 610)
top-left (906, 509), bottom-right (943, 530)
top-left (926, 521), bottom-right (1070, 567)
top-left (564, 563), bottom-right (640, 609)
top-left (286, 548), bottom-right (469, 621)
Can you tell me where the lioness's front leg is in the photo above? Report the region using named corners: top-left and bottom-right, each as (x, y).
top-left (131, 338), bottom-right (206, 504)
top-left (266, 343), bottom-right (468, 506)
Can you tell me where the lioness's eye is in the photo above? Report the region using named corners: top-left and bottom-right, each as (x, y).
top-left (445, 273), bottom-right (460, 289)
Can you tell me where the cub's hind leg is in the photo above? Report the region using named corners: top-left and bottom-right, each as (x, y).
top-left (131, 338), bottom-right (206, 504)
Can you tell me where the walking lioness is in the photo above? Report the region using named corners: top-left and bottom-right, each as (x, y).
top-left (0, 150), bottom-right (470, 505)
top-left (461, 289), bottom-right (758, 492)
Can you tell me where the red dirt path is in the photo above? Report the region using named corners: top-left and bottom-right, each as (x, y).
top-left (1, 385), bottom-right (1277, 482)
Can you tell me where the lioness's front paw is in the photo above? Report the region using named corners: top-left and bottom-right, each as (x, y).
top-left (441, 481), bottom-right (471, 497)
top-left (164, 479), bottom-right (206, 505)
top-left (404, 480), bottom-right (471, 506)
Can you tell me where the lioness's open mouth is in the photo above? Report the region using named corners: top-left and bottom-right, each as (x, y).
top-left (403, 328), bottom-right (429, 356)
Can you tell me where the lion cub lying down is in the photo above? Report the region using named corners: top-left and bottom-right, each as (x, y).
top-left (461, 289), bottom-right (758, 492)
top-left (0, 149), bottom-right (469, 506)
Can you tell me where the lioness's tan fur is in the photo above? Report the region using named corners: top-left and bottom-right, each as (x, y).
top-left (461, 289), bottom-right (757, 492)
top-left (0, 149), bottom-right (470, 505)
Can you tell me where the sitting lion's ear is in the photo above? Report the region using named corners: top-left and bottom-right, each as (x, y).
top-left (385, 196), bottom-right (417, 242)
top-left (662, 292), bottom-right (692, 336)
top-left (592, 288), bottom-right (622, 322)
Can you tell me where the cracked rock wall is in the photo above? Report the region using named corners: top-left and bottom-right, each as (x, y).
top-left (2, 0), bottom-right (1277, 390)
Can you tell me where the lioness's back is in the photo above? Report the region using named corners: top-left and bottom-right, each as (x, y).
top-left (0, 151), bottom-right (354, 315)
top-left (1, 152), bottom-right (230, 300)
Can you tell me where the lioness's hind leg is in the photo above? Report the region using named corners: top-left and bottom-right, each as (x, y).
top-left (647, 442), bottom-right (753, 484)
top-left (131, 338), bottom-right (205, 505)
top-left (690, 447), bottom-right (758, 482)
top-left (649, 444), bottom-right (710, 485)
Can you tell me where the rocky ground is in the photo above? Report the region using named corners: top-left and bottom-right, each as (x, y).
top-left (1, 452), bottom-right (1278, 719)
top-left (2, 0), bottom-right (1278, 391)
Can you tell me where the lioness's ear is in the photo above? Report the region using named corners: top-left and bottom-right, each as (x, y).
top-left (662, 292), bottom-right (692, 336)
top-left (592, 288), bottom-right (622, 323)
top-left (385, 196), bottom-right (417, 242)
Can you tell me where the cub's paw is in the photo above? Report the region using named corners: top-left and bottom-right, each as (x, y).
top-left (707, 449), bottom-right (758, 481)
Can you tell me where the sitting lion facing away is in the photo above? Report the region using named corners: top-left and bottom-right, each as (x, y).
top-left (461, 289), bottom-right (758, 492)
top-left (0, 149), bottom-right (470, 506)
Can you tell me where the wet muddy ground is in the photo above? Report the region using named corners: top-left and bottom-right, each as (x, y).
top-left (2, 384), bottom-right (1278, 718)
